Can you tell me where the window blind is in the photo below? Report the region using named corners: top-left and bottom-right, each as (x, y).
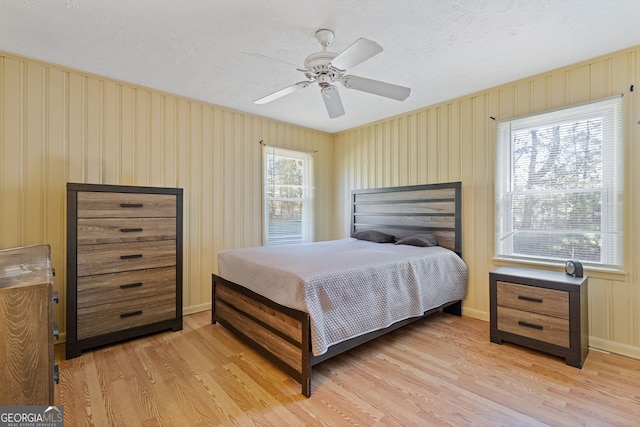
top-left (495, 95), bottom-right (624, 269)
top-left (263, 145), bottom-right (314, 245)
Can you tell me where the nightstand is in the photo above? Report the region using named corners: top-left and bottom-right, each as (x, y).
top-left (490, 266), bottom-right (589, 368)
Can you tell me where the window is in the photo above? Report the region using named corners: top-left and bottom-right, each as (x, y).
top-left (495, 95), bottom-right (623, 270)
top-left (263, 145), bottom-right (314, 245)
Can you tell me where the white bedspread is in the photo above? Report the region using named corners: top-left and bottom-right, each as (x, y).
top-left (218, 238), bottom-right (468, 356)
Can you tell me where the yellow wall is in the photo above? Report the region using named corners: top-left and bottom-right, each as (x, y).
top-left (0, 51), bottom-right (334, 339)
top-left (2, 45), bottom-right (639, 360)
top-left (334, 45), bottom-right (640, 359)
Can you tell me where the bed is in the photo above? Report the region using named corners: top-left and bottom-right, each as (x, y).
top-left (211, 181), bottom-right (466, 397)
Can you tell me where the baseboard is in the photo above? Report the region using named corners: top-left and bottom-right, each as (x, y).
top-left (461, 307), bottom-right (489, 322)
top-left (589, 337), bottom-right (640, 360)
top-left (184, 302), bottom-right (211, 315)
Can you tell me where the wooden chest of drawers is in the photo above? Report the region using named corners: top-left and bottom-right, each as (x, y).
top-left (490, 266), bottom-right (588, 368)
top-left (0, 244), bottom-right (58, 405)
top-left (66, 183), bottom-right (183, 358)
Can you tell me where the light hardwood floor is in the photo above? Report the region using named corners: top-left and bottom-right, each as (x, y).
top-left (55, 310), bottom-right (640, 426)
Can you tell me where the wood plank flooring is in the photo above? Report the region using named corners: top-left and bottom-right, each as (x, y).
top-left (55, 310), bottom-right (640, 426)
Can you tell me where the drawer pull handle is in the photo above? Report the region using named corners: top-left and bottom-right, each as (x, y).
top-left (120, 254), bottom-right (143, 260)
top-left (518, 321), bottom-right (543, 330)
top-left (120, 203), bottom-right (143, 208)
top-left (120, 282), bottom-right (143, 289)
top-left (120, 310), bottom-right (143, 318)
top-left (518, 295), bottom-right (543, 303)
top-left (120, 227), bottom-right (143, 233)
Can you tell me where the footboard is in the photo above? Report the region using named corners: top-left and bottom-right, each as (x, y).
top-left (212, 274), bottom-right (312, 396)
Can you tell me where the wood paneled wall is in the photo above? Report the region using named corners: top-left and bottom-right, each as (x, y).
top-left (2, 45), bottom-right (639, 360)
top-left (334, 46), bottom-right (640, 359)
top-left (0, 51), bottom-right (334, 338)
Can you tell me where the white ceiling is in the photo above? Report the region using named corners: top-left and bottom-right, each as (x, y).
top-left (2, 0), bottom-right (640, 133)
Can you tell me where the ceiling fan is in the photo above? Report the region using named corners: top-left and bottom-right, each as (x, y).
top-left (254, 29), bottom-right (411, 119)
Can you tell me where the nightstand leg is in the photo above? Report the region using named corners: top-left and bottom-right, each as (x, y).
top-left (490, 334), bottom-right (503, 344)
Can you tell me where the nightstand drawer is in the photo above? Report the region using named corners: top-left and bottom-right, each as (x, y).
top-left (497, 306), bottom-right (569, 347)
top-left (77, 192), bottom-right (177, 218)
top-left (77, 218), bottom-right (176, 245)
top-left (77, 240), bottom-right (176, 277)
top-left (77, 292), bottom-right (176, 339)
top-left (77, 266), bottom-right (176, 307)
top-left (497, 281), bottom-right (568, 319)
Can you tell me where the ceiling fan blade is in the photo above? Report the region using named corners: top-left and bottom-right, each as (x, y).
top-left (331, 38), bottom-right (383, 70)
top-left (254, 81), bottom-right (311, 104)
top-left (342, 75), bottom-right (411, 101)
top-left (321, 86), bottom-right (345, 119)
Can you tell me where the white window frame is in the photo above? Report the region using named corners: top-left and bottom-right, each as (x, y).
top-left (495, 95), bottom-right (624, 270)
top-left (263, 145), bottom-right (314, 245)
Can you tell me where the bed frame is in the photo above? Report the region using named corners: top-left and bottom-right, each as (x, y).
top-left (212, 181), bottom-right (463, 397)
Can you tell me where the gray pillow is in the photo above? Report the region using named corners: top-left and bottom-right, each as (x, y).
top-left (395, 233), bottom-right (438, 247)
top-left (351, 230), bottom-right (395, 243)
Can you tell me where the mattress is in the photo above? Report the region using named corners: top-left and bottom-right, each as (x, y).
top-left (218, 238), bottom-right (468, 356)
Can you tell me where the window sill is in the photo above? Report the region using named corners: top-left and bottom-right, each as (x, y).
top-left (492, 257), bottom-right (628, 281)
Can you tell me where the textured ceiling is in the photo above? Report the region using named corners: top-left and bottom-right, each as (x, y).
top-left (2, 0), bottom-right (640, 133)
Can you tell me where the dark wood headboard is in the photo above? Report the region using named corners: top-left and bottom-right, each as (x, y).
top-left (351, 182), bottom-right (462, 256)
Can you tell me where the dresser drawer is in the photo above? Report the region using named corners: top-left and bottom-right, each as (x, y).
top-left (497, 281), bottom-right (568, 319)
top-left (77, 218), bottom-right (176, 245)
top-left (77, 292), bottom-right (176, 339)
top-left (497, 306), bottom-right (569, 347)
top-left (77, 192), bottom-right (176, 218)
top-left (77, 266), bottom-right (176, 307)
top-left (77, 240), bottom-right (176, 277)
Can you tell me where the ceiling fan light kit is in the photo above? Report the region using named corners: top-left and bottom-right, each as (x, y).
top-left (254, 29), bottom-right (411, 119)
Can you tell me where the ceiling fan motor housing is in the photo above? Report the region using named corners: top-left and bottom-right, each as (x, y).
top-left (304, 51), bottom-right (336, 68)
top-left (304, 52), bottom-right (343, 82)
